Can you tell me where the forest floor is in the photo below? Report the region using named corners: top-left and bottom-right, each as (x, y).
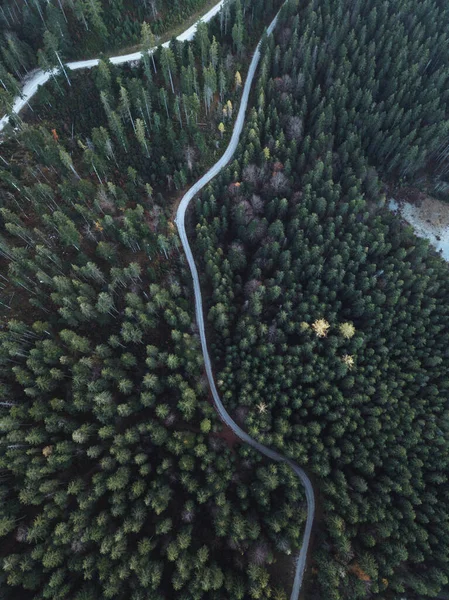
top-left (269, 549), bottom-right (296, 597)
top-left (388, 188), bottom-right (449, 261)
top-left (212, 416), bottom-right (241, 448)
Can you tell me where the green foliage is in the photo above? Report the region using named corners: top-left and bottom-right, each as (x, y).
top-left (4, 0), bottom-right (449, 598)
top-left (0, 6), bottom-right (298, 600)
top-left (194, 0), bottom-right (449, 598)
top-left (0, 134), bottom-right (302, 597)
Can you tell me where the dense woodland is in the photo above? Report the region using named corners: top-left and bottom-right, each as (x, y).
top-left (0, 0), bottom-right (272, 117)
top-left (5, 0), bottom-right (276, 188)
top-left (0, 0), bottom-right (215, 116)
top-left (0, 0), bottom-right (210, 85)
top-left (0, 2), bottom-right (302, 599)
top-left (193, 0), bottom-right (449, 598)
top-left (2, 0), bottom-right (449, 598)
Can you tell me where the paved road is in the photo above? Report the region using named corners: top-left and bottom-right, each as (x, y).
top-left (175, 9), bottom-right (315, 600)
top-left (0, 0), bottom-right (226, 132)
top-left (0, 0), bottom-right (316, 595)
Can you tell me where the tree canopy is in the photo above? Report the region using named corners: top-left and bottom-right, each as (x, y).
top-left (193, 0), bottom-right (449, 598)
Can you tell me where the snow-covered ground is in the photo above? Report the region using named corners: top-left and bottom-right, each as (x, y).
top-left (389, 196), bottom-right (449, 261)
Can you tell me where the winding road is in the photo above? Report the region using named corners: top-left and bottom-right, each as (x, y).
top-left (0, 0), bottom-right (227, 133)
top-left (0, 1), bottom-right (316, 597)
top-left (175, 9), bottom-right (315, 600)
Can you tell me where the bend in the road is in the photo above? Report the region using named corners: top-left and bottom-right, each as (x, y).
top-left (175, 8), bottom-right (315, 600)
top-left (0, 0), bottom-right (226, 133)
top-left (0, 1), bottom-right (317, 596)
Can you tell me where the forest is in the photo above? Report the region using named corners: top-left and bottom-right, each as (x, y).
top-left (193, 0), bottom-right (449, 598)
top-left (0, 0), bottom-right (210, 68)
top-left (0, 0), bottom-right (225, 117)
top-left (0, 1), bottom-right (303, 599)
top-left (1, 0), bottom-right (449, 598)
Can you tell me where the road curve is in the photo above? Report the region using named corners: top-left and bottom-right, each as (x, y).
top-left (175, 9), bottom-right (315, 600)
top-left (0, 0), bottom-right (227, 133)
top-left (0, 0), bottom-right (316, 594)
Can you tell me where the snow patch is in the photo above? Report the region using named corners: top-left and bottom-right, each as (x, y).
top-left (388, 196), bottom-right (449, 261)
